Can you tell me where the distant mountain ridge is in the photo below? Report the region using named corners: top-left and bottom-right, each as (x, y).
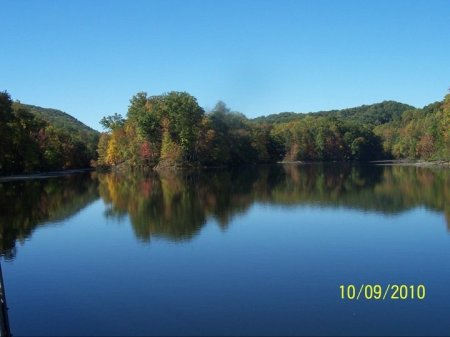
top-left (251, 101), bottom-right (415, 125)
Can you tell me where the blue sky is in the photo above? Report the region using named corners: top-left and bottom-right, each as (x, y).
top-left (1, 0), bottom-right (449, 131)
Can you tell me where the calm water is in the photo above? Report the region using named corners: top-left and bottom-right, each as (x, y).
top-left (1, 164), bottom-right (449, 336)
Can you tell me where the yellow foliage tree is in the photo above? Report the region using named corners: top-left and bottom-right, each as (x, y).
top-left (105, 133), bottom-right (120, 165)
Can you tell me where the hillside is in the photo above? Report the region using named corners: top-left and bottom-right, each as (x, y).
top-left (13, 102), bottom-right (99, 154)
top-left (0, 91), bottom-right (100, 174)
top-left (252, 101), bottom-right (415, 125)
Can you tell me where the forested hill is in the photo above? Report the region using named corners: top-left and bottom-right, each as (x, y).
top-left (13, 102), bottom-right (99, 155)
top-left (14, 103), bottom-right (98, 137)
top-left (252, 101), bottom-right (415, 125)
top-left (0, 92), bottom-right (99, 175)
top-left (18, 102), bottom-right (100, 159)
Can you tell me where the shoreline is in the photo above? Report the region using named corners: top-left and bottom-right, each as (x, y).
top-left (370, 159), bottom-right (450, 168)
top-left (1, 159), bottom-right (449, 182)
top-left (0, 168), bottom-right (94, 182)
top-left (279, 159), bottom-right (450, 167)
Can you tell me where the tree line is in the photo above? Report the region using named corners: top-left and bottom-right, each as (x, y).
top-left (97, 91), bottom-right (449, 169)
top-left (374, 96), bottom-right (450, 160)
top-left (96, 92), bottom-right (283, 169)
top-left (0, 91), bottom-right (98, 174)
top-left (1, 89), bottom-right (448, 175)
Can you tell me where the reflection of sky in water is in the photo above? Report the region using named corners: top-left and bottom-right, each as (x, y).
top-left (4, 201), bottom-right (450, 335)
top-left (1, 165), bottom-right (450, 335)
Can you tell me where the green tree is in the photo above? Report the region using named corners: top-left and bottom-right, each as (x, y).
top-left (161, 91), bottom-right (204, 162)
top-left (0, 92), bottom-right (15, 172)
top-left (100, 113), bottom-right (125, 131)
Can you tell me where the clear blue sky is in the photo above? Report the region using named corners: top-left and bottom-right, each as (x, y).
top-left (1, 0), bottom-right (449, 131)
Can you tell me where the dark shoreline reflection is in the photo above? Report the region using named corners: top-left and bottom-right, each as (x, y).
top-left (0, 164), bottom-right (448, 260)
top-left (98, 164), bottom-right (450, 243)
top-left (0, 173), bottom-right (99, 259)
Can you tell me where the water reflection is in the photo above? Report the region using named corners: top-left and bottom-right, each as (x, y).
top-left (0, 165), bottom-right (448, 259)
top-left (99, 172), bottom-right (208, 241)
top-left (0, 173), bottom-right (99, 259)
top-left (98, 164), bottom-right (450, 243)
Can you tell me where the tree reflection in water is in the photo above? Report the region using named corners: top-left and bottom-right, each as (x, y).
top-left (0, 165), bottom-right (448, 259)
top-left (98, 164), bottom-right (450, 242)
top-left (0, 173), bottom-right (99, 259)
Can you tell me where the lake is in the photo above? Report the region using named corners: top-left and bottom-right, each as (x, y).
top-left (1, 163), bottom-right (449, 336)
